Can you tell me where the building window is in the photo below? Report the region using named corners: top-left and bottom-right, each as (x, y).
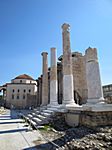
top-left (29, 89), bottom-right (31, 93)
top-left (17, 95), bottom-right (19, 99)
top-left (105, 87), bottom-right (108, 91)
top-left (20, 80), bottom-right (22, 83)
top-left (18, 89), bottom-right (20, 92)
top-left (104, 88), bottom-right (106, 91)
top-left (109, 86), bottom-right (112, 91)
top-left (24, 89), bottom-right (26, 93)
top-left (23, 95), bottom-right (25, 99)
top-left (12, 89), bottom-right (15, 93)
top-left (30, 81), bottom-right (32, 83)
top-left (12, 95), bottom-right (14, 99)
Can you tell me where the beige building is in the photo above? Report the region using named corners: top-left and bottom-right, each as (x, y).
top-left (2, 74), bottom-right (37, 109)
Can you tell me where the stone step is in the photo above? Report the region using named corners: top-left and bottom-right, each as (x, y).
top-left (47, 107), bottom-right (58, 112)
top-left (36, 114), bottom-right (47, 120)
top-left (33, 117), bottom-right (42, 123)
top-left (43, 109), bottom-right (54, 114)
top-left (22, 107), bottom-right (57, 127)
top-left (24, 116), bottom-right (29, 120)
top-left (57, 108), bottom-right (67, 113)
top-left (33, 108), bottom-right (37, 111)
top-left (30, 120), bottom-right (37, 126)
top-left (33, 117), bottom-right (49, 125)
top-left (32, 112), bottom-right (37, 116)
top-left (41, 112), bottom-right (52, 117)
top-left (27, 114), bottom-right (33, 118)
top-left (34, 110), bottom-right (40, 114)
top-left (40, 106), bottom-right (47, 111)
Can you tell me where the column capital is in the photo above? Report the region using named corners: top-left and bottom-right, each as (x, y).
top-left (51, 47), bottom-right (56, 51)
top-left (62, 23), bottom-right (70, 31)
top-left (41, 52), bottom-right (48, 56)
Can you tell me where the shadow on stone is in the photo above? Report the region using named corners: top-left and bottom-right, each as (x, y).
top-left (0, 128), bottom-right (28, 134)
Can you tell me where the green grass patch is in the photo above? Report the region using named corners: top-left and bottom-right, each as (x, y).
top-left (38, 124), bottom-right (53, 131)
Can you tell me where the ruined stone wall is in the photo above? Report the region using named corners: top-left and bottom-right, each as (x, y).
top-left (57, 52), bottom-right (88, 105)
top-left (65, 110), bottom-right (112, 128)
top-left (80, 111), bottom-right (112, 127)
top-left (72, 52), bottom-right (87, 104)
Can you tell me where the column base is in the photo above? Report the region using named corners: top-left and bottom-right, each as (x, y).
top-left (47, 103), bottom-right (59, 108)
top-left (86, 97), bottom-right (105, 105)
top-left (40, 104), bottom-right (48, 107)
top-left (63, 75), bottom-right (74, 105)
top-left (47, 104), bottom-right (66, 112)
top-left (60, 103), bottom-right (83, 111)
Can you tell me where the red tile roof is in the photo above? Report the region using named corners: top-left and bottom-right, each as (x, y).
top-left (14, 74), bottom-right (34, 80)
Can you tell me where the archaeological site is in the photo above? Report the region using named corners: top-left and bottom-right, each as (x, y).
top-left (1, 23), bottom-right (112, 128)
top-left (0, 23), bottom-right (112, 150)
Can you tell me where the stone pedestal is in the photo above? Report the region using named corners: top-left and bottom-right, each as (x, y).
top-left (85, 47), bottom-right (104, 105)
top-left (49, 48), bottom-right (58, 106)
top-left (62, 23), bottom-right (79, 107)
top-left (83, 47), bottom-right (112, 113)
top-left (41, 52), bottom-right (48, 106)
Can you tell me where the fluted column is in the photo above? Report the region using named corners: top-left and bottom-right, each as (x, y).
top-left (62, 23), bottom-right (76, 105)
top-left (85, 47), bottom-right (104, 104)
top-left (49, 48), bottom-right (58, 106)
top-left (41, 52), bottom-right (48, 106)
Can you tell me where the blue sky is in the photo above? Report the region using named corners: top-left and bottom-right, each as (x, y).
top-left (0, 0), bottom-right (112, 86)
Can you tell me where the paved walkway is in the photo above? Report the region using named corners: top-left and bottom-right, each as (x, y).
top-left (0, 110), bottom-right (43, 150)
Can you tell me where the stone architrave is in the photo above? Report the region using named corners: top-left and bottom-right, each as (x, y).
top-left (41, 52), bottom-right (48, 106)
top-left (85, 47), bottom-right (104, 104)
top-left (62, 23), bottom-right (78, 106)
top-left (49, 48), bottom-right (58, 106)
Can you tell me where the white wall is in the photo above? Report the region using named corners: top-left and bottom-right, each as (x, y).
top-left (11, 79), bottom-right (37, 84)
top-left (6, 83), bottom-right (37, 108)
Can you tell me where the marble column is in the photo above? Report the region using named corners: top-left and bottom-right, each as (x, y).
top-left (62, 23), bottom-right (76, 105)
top-left (49, 47), bottom-right (58, 106)
top-left (41, 52), bottom-right (48, 106)
top-left (40, 75), bottom-right (42, 105)
top-left (36, 79), bottom-right (39, 106)
top-left (38, 77), bottom-right (41, 106)
top-left (85, 47), bottom-right (104, 104)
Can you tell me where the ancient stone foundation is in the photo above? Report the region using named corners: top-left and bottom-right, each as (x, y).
top-left (65, 110), bottom-right (112, 128)
top-left (36, 23), bottom-right (112, 128)
top-left (80, 111), bottom-right (112, 127)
